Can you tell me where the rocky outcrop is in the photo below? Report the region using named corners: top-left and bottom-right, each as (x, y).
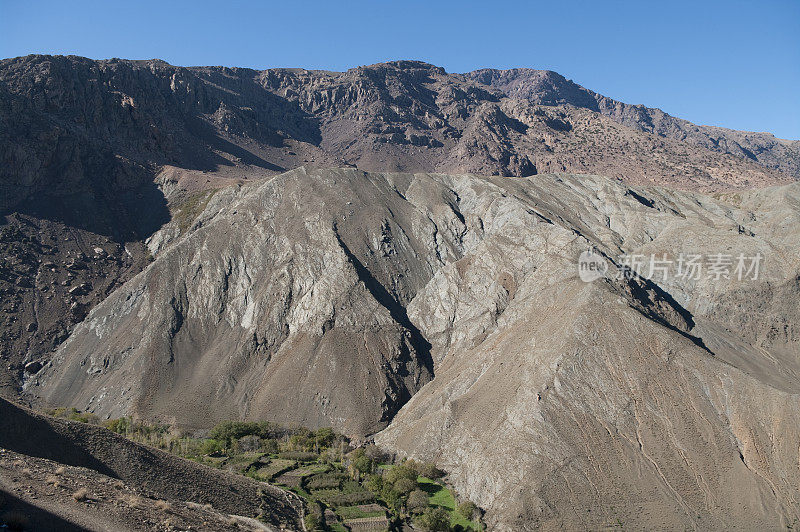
top-left (2, 55), bottom-right (795, 213)
top-left (468, 67), bottom-right (800, 179)
top-left (3, 55), bottom-right (800, 530)
top-left (26, 168), bottom-right (452, 435)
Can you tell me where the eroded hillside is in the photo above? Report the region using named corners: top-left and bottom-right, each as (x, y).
top-left (21, 167), bottom-right (800, 530)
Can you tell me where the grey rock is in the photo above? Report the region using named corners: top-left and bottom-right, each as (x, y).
top-left (24, 167), bottom-right (800, 530)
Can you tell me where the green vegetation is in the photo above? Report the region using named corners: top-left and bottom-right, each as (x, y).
top-left (458, 501), bottom-right (479, 521)
top-left (415, 507), bottom-right (452, 531)
top-left (173, 189), bottom-right (218, 233)
top-left (417, 476), bottom-right (481, 530)
top-left (47, 407), bottom-right (101, 425)
top-left (44, 407), bottom-right (482, 531)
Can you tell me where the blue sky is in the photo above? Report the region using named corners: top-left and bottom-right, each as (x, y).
top-left (2, 0), bottom-right (798, 139)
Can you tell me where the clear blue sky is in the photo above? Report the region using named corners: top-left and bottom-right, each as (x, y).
top-left (2, 0), bottom-right (798, 139)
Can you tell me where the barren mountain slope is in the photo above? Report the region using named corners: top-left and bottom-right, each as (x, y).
top-left (22, 168), bottom-right (800, 529)
top-left (26, 167), bottom-right (454, 435)
top-left (258, 60), bottom-right (795, 189)
top-left (0, 398), bottom-right (302, 531)
top-left (376, 175), bottom-right (800, 530)
top-left (1, 55), bottom-right (797, 400)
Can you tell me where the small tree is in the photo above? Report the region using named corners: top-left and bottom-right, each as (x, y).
top-left (105, 417), bottom-right (131, 435)
top-left (417, 461), bottom-right (445, 480)
top-left (353, 455), bottom-right (373, 481)
top-left (415, 507), bottom-right (451, 531)
top-left (458, 501), bottom-right (478, 520)
top-left (304, 513), bottom-right (321, 531)
top-left (393, 477), bottom-right (417, 496)
top-left (200, 439), bottom-right (225, 455)
top-left (347, 449), bottom-right (373, 481)
top-left (365, 474), bottom-right (384, 494)
top-left (380, 485), bottom-right (402, 516)
top-left (288, 433), bottom-right (311, 452)
top-left (407, 489), bottom-right (429, 515)
top-left (314, 428), bottom-right (335, 451)
top-left (304, 501), bottom-right (325, 531)
top-left (261, 438), bottom-right (279, 454)
top-left (385, 463), bottom-right (417, 485)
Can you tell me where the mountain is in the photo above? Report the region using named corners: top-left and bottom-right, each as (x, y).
top-left (2, 55), bottom-right (800, 530)
top-left (24, 166), bottom-right (800, 529)
top-left (1, 55), bottom-right (798, 400)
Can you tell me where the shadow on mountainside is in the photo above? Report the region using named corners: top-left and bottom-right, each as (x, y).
top-left (0, 488), bottom-right (86, 532)
top-left (333, 227), bottom-right (435, 423)
top-left (0, 398), bottom-right (117, 477)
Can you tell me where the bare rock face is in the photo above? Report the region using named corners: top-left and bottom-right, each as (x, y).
top-left (374, 174), bottom-right (800, 530)
top-left (467, 67), bottom-right (800, 179)
top-left (24, 167), bottom-right (800, 530)
top-left (26, 168), bottom-right (454, 435)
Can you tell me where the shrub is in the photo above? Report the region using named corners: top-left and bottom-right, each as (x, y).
top-left (105, 417), bottom-right (131, 434)
top-left (209, 421), bottom-right (290, 445)
top-left (261, 438), bottom-right (279, 454)
top-left (199, 439), bottom-right (225, 455)
top-left (352, 455), bottom-right (373, 476)
top-left (415, 507), bottom-right (451, 531)
top-left (407, 489), bottom-right (430, 515)
top-left (67, 409), bottom-right (98, 424)
top-left (321, 441), bottom-right (346, 463)
top-left (380, 485), bottom-right (402, 514)
top-left (416, 461), bottom-right (445, 480)
top-left (393, 477), bottom-right (417, 496)
top-left (48, 407), bottom-right (100, 425)
top-left (288, 434), bottom-right (312, 452)
top-left (72, 488), bottom-right (90, 502)
top-left (458, 501), bottom-right (478, 520)
top-left (314, 427), bottom-right (335, 448)
top-left (277, 451), bottom-right (318, 462)
top-left (104, 417), bottom-right (170, 443)
top-left (303, 512), bottom-right (321, 531)
top-left (364, 474), bottom-right (383, 494)
top-left (210, 421), bottom-right (259, 445)
top-left (385, 463), bottom-right (417, 485)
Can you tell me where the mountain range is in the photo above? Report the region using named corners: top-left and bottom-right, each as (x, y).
top-left (1, 55), bottom-right (799, 530)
